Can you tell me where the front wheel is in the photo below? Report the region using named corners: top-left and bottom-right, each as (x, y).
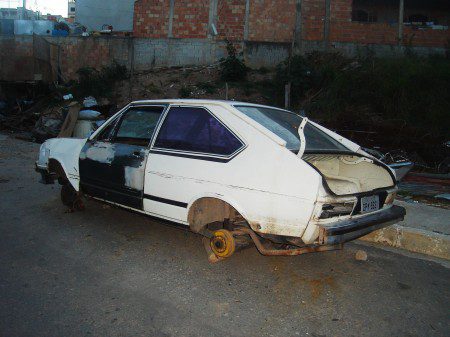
top-left (61, 184), bottom-right (84, 210)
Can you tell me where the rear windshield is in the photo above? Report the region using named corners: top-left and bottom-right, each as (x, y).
top-left (235, 106), bottom-right (349, 152)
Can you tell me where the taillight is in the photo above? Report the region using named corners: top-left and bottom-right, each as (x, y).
top-left (319, 202), bottom-right (355, 219)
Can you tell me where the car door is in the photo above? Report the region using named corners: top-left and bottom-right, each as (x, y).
top-left (79, 105), bottom-right (166, 209)
top-left (143, 105), bottom-right (246, 222)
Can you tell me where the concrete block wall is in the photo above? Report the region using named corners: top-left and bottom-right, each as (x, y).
top-left (0, 33), bottom-right (447, 83)
top-left (133, 38), bottom-right (226, 70)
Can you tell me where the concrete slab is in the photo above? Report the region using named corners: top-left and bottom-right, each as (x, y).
top-left (360, 225), bottom-right (450, 260)
top-left (395, 200), bottom-right (449, 235)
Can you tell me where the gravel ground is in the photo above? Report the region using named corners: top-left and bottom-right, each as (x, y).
top-left (1, 135), bottom-right (449, 337)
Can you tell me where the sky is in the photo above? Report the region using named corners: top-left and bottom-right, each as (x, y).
top-left (0, 0), bottom-right (67, 16)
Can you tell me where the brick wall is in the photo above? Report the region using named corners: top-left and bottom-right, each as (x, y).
top-left (302, 0), bottom-right (326, 41)
top-left (48, 37), bottom-right (132, 80)
top-left (403, 27), bottom-right (450, 48)
top-left (248, 0), bottom-right (296, 43)
top-left (133, 0), bottom-right (171, 38)
top-left (330, 0), bottom-right (449, 47)
top-left (216, 0), bottom-right (246, 40)
top-left (172, 0), bottom-right (209, 38)
top-left (330, 0), bottom-right (399, 45)
top-left (132, 0), bottom-right (449, 49)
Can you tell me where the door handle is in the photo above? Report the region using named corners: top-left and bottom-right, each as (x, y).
top-left (132, 151), bottom-right (144, 158)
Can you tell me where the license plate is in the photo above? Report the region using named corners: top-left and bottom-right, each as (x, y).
top-left (361, 195), bottom-right (379, 213)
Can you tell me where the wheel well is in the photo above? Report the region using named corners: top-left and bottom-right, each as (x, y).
top-left (187, 197), bottom-right (245, 233)
top-left (48, 159), bottom-right (69, 183)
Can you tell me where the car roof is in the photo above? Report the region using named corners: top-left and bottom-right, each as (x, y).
top-left (130, 99), bottom-right (291, 113)
top-left (129, 99), bottom-right (292, 147)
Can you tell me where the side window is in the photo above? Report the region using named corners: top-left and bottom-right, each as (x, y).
top-left (153, 107), bottom-right (243, 157)
top-left (114, 106), bottom-right (164, 146)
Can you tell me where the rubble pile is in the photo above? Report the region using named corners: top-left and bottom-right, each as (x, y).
top-left (0, 90), bottom-right (114, 142)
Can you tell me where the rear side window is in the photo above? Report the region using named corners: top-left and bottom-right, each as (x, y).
top-left (154, 107), bottom-right (243, 157)
top-left (235, 106), bottom-right (349, 152)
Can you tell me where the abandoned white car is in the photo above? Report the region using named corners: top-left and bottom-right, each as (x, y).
top-left (36, 99), bottom-right (405, 261)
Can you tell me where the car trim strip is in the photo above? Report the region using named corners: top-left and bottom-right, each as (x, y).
top-left (149, 149), bottom-right (235, 163)
top-left (144, 194), bottom-right (188, 208)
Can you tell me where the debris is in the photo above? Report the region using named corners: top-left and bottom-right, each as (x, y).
top-left (78, 109), bottom-right (101, 120)
top-left (95, 120), bottom-right (106, 128)
top-left (83, 96), bottom-right (98, 108)
top-left (73, 120), bottom-right (97, 138)
top-left (32, 104), bottom-right (64, 142)
top-left (363, 147), bottom-right (414, 181)
top-left (435, 193), bottom-right (450, 201)
top-left (33, 116), bottom-right (62, 142)
top-left (355, 250), bottom-right (368, 261)
top-left (389, 162), bottom-right (414, 181)
top-left (58, 102), bottom-right (81, 138)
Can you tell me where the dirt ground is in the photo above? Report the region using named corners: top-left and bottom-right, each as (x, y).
top-left (116, 66), bottom-right (275, 108)
top-left (0, 134), bottom-right (449, 337)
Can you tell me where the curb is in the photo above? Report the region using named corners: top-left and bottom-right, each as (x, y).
top-left (359, 225), bottom-right (450, 260)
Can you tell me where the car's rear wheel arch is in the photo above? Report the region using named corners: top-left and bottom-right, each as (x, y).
top-left (187, 197), bottom-right (248, 233)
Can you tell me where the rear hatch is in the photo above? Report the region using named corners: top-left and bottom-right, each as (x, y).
top-left (303, 153), bottom-right (395, 196)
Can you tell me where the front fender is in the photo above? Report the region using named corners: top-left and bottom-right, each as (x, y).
top-left (42, 138), bottom-right (87, 191)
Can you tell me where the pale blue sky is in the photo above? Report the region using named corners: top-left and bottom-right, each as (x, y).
top-left (0, 0), bottom-right (67, 16)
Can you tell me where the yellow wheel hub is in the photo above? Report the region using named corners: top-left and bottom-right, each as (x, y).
top-left (210, 229), bottom-right (236, 258)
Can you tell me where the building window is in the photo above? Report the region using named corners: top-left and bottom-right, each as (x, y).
top-left (352, 9), bottom-right (377, 23)
top-left (351, 0), bottom-right (398, 24)
top-left (351, 0), bottom-right (450, 27)
top-left (154, 107), bottom-right (244, 157)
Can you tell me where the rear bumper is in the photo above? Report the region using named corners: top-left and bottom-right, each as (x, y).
top-left (317, 205), bottom-right (406, 245)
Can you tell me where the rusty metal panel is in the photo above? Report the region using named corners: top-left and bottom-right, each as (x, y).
top-left (33, 35), bottom-right (54, 82)
top-left (0, 36), bottom-right (34, 81)
top-left (0, 35), bottom-right (55, 82)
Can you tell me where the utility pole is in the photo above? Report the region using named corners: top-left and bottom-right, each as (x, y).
top-left (324, 0), bottom-right (331, 49)
top-left (21, 0), bottom-right (27, 19)
top-left (294, 0), bottom-right (302, 52)
top-left (398, 0), bottom-right (404, 45)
